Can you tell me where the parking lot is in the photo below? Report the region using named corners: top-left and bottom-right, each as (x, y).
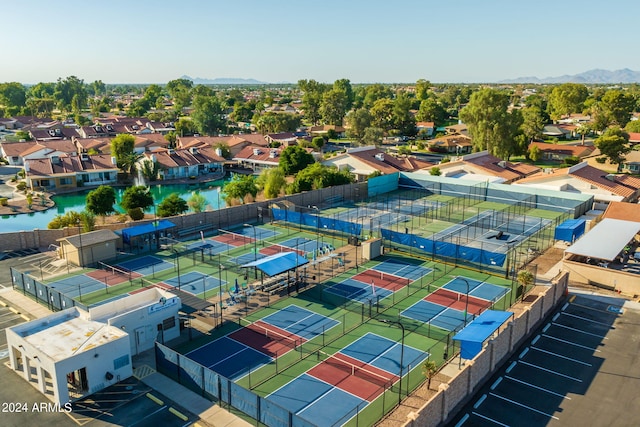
top-left (449, 293), bottom-right (640, 427)
top-left (0, 301), bottom-right (28, 360)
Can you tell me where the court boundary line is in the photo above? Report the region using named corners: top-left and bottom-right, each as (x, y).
top-left (263, 304), bottom-right (339, 337)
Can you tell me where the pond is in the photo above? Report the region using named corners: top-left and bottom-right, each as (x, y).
top-left (0, 180), bottom-right (227, 233)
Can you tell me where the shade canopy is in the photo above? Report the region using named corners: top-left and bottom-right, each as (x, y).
top-left (453, 310), bottom-right (514, 359)
top-left (120, 220), bottom-right (175, 244)
top-left (565, 218), bottom-right (640, 261)
top-left (241, 251), bottom-right (309, 277)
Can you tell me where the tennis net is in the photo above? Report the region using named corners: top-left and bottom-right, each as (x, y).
top-left (317, 349), bottom-right (396, 388)
top-left (98, 261), bottom-right (132, 280)
top-left (238, 318), bottom-right (302, 350)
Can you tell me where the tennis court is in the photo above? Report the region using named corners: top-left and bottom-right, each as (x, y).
top-left (401, 300), bottom-right (471, 332)
top-left (351, 269), bottom-right (410, 292)
top-left (324, 277), bottom-right (393, 305)
top-left (184, 239), bottom-right (234, 255)
top-left (46, 274), bottom-right (107, 299)
top-left (259, 305), bottom-right (340, 340)
top-left (371, 260), bottom-right (433, 281)
top-left (267, 333), bottom-right (429, 426)
top-left (444, 276), bottom-right (510, 302)
top-left (115, 255), bottom-right (174, 276)
top-left (160, 271), bottom-right (225, 295)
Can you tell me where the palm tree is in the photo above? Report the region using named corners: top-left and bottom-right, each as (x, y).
top-left (421, 359), bottom-right (438, 390)
top-left (516, 270), bottom-right (535, 298)
top-left (140, 159), bottom-right (160, 181)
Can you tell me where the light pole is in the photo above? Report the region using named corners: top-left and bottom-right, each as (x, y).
top-left (171, 248), bottom-right (181, 290)
top-left (294, 237), bottom-right (305, 291)
top-left (243, 223), bottom-right (258, 279)
top-left (456, 276), bottom-right (470, 327)
top-left (76, 220), bottom-right (84, 268)
top-left (381, 319), bottom-right (405, 405)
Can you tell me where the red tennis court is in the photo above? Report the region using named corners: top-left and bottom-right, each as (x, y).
top-left (86, 269), bottom-right (142, 286)
top-left (230, 320), bottom-right (306, 357)
top-left (308, 351), bottom-right (397, 401)
top-left (212, 233), bottom-right (255, 247)
top-left (425, 288), bottom-right (491, 315)
top-left (260, 244), bottom-right (304, 256)
top-left (352, 269), bottom-right (410, 292)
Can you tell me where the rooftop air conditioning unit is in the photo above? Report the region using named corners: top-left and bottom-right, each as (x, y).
top-left (497, 160), bottom-right (507, 168)
top-left (269, 150), bottom-right (277, 158)
top-left (253, 148), bottom-right (261, 156)
top-left (48, 129), bottom-right (56, 136)
top-left (105, 125), bottom-right (113, 131)
top-left (80, 153), bottom-right (89, 161)
top-left (375, 153), bottom-right (385, 161)
top-left (190, 147), bottom-right (198, 155)
top-left (95, 126), bottom-right (103, 133)
top-left (168, 149), bottom-right (176, 155)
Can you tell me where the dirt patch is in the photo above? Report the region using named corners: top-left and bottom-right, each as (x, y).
top-left (531, 246), bottom-right (564, 277)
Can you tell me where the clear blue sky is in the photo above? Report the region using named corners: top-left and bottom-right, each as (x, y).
top-left (3, 0), bottom-right (638, 84)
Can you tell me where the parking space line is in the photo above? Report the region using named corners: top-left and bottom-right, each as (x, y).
top-left (473, 394), bottom-right (487, 409)
top-left (519, 348), bottom-right (529, 359)
top-left (571, 301), bottom-right (619, 315)
top-left (490, 377), bottom-right (503, 390)
top-left (518, 360), bottom-right (582, 382)
top-left (531, 335), bottom-right (540, 345)
top-left (454, 413), bottom-right (470, 427)
top-left (530, 347), bottom-right (592, 366)
top-left (489, 392), bottom-right (559, 420)
top-left (542, 323), bottom-right (551, 333)
top-left (561, 311), bottom-right (615, 327)
top-left (471, 411), bottom-right (510, 426)
top-left (506, 361), bottom-right (517, 373)
top-left (552, 322), bottom-right (609, 339)
top-left (541, 334), bottom-right (601, 352)
top-left (562, 302), bottom-right (569, 310)
top-left (504, 375), bottom-right (571, 399)
top-left (552, 313), bottom-right (560, 321)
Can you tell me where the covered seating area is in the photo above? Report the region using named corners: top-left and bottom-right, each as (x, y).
top-left (565, 218), bottom-right (640, 268)
top-left (119, 220), bottom-right (176, 253)
top-left (453, 310), bottom-right (514, 361)
top-left (242, 251), bottom-right (310, 295)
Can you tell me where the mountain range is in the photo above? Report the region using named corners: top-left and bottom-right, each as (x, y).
top-left (179, 75), bottom-right (267, 85)
top-left (499, 68), bottom-right (640, 84)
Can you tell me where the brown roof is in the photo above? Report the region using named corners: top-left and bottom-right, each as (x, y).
top-left (26, 154), bottom-right (119, 177)
top-left (430, 134), bottom-right (472, 148)
top-left (134, 134), bottom-right (170, 149)
top-left (458, 152), bottom-right (540, 181)
top-left (144, 147), bottom-right (224, 169)
top-left (628, 132), bottom-right (640, 143)
top-left (602, 201), bottom-right (640, 222)
top-left (177, 136), bottom-right (229, 149)
top-left (75, 137), bottom-right (113, 153)
top-left (233, 145), bottom-right (287, 165)
top-left (528, 142), bottom-right (594, 157)
top-left (347, 147), bottom-right (432, 174)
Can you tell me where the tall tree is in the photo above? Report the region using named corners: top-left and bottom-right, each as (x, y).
top-left (0, 82), bottom-right (27, 113)
top-left (256, 167), bottom-right (286, 199)
top-left (416, 98), bottom-right (447, 125)
top-left (320, 88), bottom-right (348, 125)
top-left (166, 78), bottom-right (193, 113)
top-left (547, 83), bottom-right (589, 120)
top-left (298, 79), bottom-right (327, 125)
top-left (222, 174), bottom-right (258, 204)
top-left (54, 75), bottom-right (87, 112)
top-left (595, 127), bottom-right (631, 172)
top-left (110, 134), bottom-right (136, 172)
top-left (120, 186), bottom-right (154, 211)
top-left (279, 146), bottom-right (315, 175)
top-left (415, 79), bottom-right (432, 101)
top-left (363, 84), bottom-right (393, 108)
top-left (599, 90), bottom-right (636, 128)
top-left (332, 78), bottom-right (354, 111)
top-left (520, 105), bottom-right (546, 142)
top-left (187, 192), bottom-right (207, 212)
top-left (191, 95), bottom-right (225, 135)
top-left (459, 88), bottom-right (524, 159)
top-left (370, 98), bottom-right (395, 131)
top-left (85, 185), bottom-right (116, 217)
top-left (157, 193), bottom-right (188, 217)
top-left (362, 127), bottom-right (384, 146)
top-left (346, 108), bottom-right (372, 142)
top-left (393, 93), bottom-right (416, 135)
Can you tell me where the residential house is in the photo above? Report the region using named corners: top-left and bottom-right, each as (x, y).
top-left (24, 153), bottom-right (119, 190)
top-left (29, 127), bottom-right (80, 142)
top-left (1, 141), bottom-right (40, 165)
top-left (428, 134), bottom-right (473, 154)
top-left (628, 132), bottom-right (640, 145)
top-left (445, 123), bottom-right (468, 136)
top-left (264, 104), bottom-right (298, 114)
top-left (528, 141), bottom-right (594, 161)
top-left (97, 117), bottom-right (152, 135)
top-left (178, 135), bottom-right (229, 150)
top-left (416, 121), bottom-right (435, 137)
top-left (232, 146), bottom-right (287, 173)
top-left (513, 161), bottom-right (640, 204)
top-left (436, 151), bottom-right (540, 183)
top-left (74, 137), bottom-right (113, 155)
top-left (133, 134), bottom-right (171, 153)
top-left (265, 132), bottom-right (299, 147)
top-left (145, 121), bottom-right (175, 134)
top-left (0, 140), bottom-right (78, 166)
top-left (542, 124), bottom-right (576, 140)
top-left (140, 147), bottom-right (224, 181)
top-left (557, 113), bottom-right (591, 124)
top-left (76, 124), bottom-right (112, 139)
top-left (308, 125), bottom-right (346, 137)
top-left (322, 146), bottom-right (432, 182)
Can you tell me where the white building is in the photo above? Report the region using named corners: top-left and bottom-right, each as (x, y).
top-left (6, 288), bottom-right (180, 405)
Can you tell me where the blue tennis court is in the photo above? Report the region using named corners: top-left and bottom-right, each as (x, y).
top-left (324, 278), bottom-right (392, 304)
top-left (116, 256), bottom-right (174, 276)
top-left (47, 275), bottom-right (106, 298)
top-left (237, 226), bottom-right (279, 240)
top-left (186, 336), bottom-right (272, 380)
top-left (278, 237), bottom-right (322, 255)
top-left (185, 239), bottom-right (234, 255)
top-left (401, 300), bottom-right (471, 332)
top-left (342, 333), bottom-right (429, 375)
top-left (163, 271), bottom-right (225, 295)
top-left (229, 252), bottom-right (266, 265)
top-left (372, 260), bottom-right (432, 281)
top-left (261, 305), bottom-right (339, 340)
top-left (444, 276), bottom-right (510, 302)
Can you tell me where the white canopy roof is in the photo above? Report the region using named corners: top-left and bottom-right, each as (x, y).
top-left (565, 218), bottom-right (640, 261)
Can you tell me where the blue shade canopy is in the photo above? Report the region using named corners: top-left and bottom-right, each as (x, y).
top-left (120, 220), bottom-right (176, 244)
top-left (453, 310), bottom-right (514, 359)
top-left (241, 251), bottom-right (308, 277)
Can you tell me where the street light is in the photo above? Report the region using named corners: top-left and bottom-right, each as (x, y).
top-left (76, 220), bottom-right (84, 268)
top-left (455, 276), bottom-right (471, 327)
top-left (381, 319), bottom-right (405, 405)
top-left (243, 223), bottom-right (258, 279)
top-left (171, 248), bottom-right (181, 290)
top-left (293, 237), bottom-right (305, 291)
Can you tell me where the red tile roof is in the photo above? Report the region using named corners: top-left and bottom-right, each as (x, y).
top-left (528, 141), bottom-right (594, 157)
top-left (457, 152), bottom-right (540, 181)
top-left (602, 201), bottom-right (640, 222)
top-left (144, 147), bottom-right (224, 169)
top-left (347, 147), bottom-right (432, 174)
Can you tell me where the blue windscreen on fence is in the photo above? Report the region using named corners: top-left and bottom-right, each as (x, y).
top-left (272, 209), bottom-right (362, 236)
top-left (381, 228), bottom-right (507, 267)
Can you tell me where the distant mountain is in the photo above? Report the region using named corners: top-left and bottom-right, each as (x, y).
top-left (499, 68), bottom-right (640, 84)
top-left (180, 75), bottom-right (267, 85)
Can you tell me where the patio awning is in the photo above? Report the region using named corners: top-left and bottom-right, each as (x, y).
top-left (120, 220), bottom-right (176, 244)
top-left (241, 251), bottom-right (309, 277)
top-left (453, 310), bottom-right (514, 359)
top-left (565, 218), bottom-right (640, 261)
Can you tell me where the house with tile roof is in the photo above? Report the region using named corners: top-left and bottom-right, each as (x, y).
top-left (513, 161), bottom-right (640, 203)
top-left (73, 137), bottom-right (113, 154)
top-left (308, 125), bottom-right (346, 137)
top-left (528, 141), bottom-right (595, 161)
top-left (322, 146), bottom-right (432, 182)
top-left (139, 147), bottom-right (225, 181)
top-left (416, 121), bottom-right (435, 137)
top-left (602, 201), bottom-right (640, 222)
top-left (428, 134), bottom-right (473, 154)
top-left (29, 127), bottom-right (80, 141)
top-left (436, 151), bottom-right (540, 183)
top-left (0, 140), bottom-right (79, 166)
top-left (265, 132), bottom-right (299, 147)
top-left (133, 134), bottom-right (171, 153)
top-left (232, 146), bottom-right (288, 173)
top-left (627, 132), bottom-right (640, 145)
top-left (24, 153), bottom-right (119, 190)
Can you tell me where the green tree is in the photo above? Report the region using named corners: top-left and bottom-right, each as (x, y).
top-left (429, 166), bottom-right (441, 176)
top-left (599, 90), bottom-right (636, 128)
top-left (157, 193), bottom-right (188, 217)
top-left (370, 98), bottom-right (395, 131)
top-left (0, 82), bottom-right (27, 112)
top-left (279, 146), bottom-right (315, 175)
top-left (110, 134), bottom-right (136, 172)
top-left (166, 78), bottom-right (193, 113)
top-left (421, 359), bottom-right (438, 390)
top-left (528, 144), bottom-right (542, 162)
top-left (345, 108), bottom-right (372, 142)
top-left (86, 185), bottom-right (116, 217)
top-left (393, 93), bottom-right (416, 135)
top-left (298, 79), bottom-right (327, 125)
top-left (320, 88), bottom-right (348, 125)
top-left (521, 105), bottom-right (546, 142)
top-left (333, 78), bottom-right (354, 111)
top-left (128, 207), bottom-right (145, 221)
top-left (625, 120), bottom-right (640, 133)
top-left (222, 174), bottom-right (258, 204)
top-left (256, 167), bottom-right (286, 199)
top-left (140, 159), bottom-right (160, 181)
top-left (595, 127), bottom-right (631, 172)
top-left (516, 269), bottom-right (535, 297)
top-left (120, 185), bottom-right (154, 211)
top-left (48, 210), bottom-right (94, 231)
top-left (213, 142), bottom-right (231, 159)
top-left (54, 75), bottom-right (87, 112)
top-left (191, 95), bottom-right (225, 135)
top-left (288, 163), bottom-right (354, 193)
top-left (311, 136), bottom-right (325, 150)
top-left (363, 84), bottom-right (393, 108)
top-left (362, 127), bottom-right (384, 146)
top-left (187, 192), bottom-right (207, 212)
top-left (416, 98), bottom-right (447, 125)
top-left (254, 112), bottom-right (301, 134)
top-left (415, 79), bottom-right (432, 101)
top-left (547, 83), bottom-right (589, 120)
top-left (459, 88), bottom-right (524, 159)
